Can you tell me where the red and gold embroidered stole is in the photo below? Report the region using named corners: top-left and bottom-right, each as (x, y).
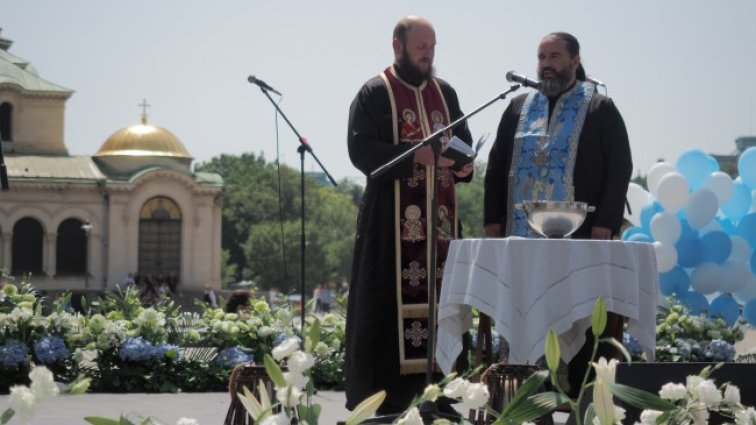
top-left (380, 66), bottom-right (458, 374)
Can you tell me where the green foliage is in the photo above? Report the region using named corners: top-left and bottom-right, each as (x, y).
top-left (195, 153), bottom-right (358, 294)
top-left (455, 161), bottom-right (486, 238)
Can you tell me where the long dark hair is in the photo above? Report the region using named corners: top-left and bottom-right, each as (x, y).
top-left (548, 32), bottom-right (586, 81)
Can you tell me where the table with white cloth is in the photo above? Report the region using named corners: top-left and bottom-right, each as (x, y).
top-left (436, 237), bottom-right (659, 374)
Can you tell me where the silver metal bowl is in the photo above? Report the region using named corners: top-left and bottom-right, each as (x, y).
top-left (515, 201), bottom-right (595, 238)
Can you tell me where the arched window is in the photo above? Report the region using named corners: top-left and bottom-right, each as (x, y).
top-left (0, 102), bottom-right (12, 142)
top-left (138, 196), bottom-right (181, 280)
top-left (12, 217), bottom-right (43, 275)
top-left (56, 218), bottom-right (87, 275)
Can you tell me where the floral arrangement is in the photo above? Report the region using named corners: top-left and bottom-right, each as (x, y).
top-left (624, 297), bottom-right (745, 363)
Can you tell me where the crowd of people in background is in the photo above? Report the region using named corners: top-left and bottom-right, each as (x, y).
top-left (120, 271), bottom-right (180, 305)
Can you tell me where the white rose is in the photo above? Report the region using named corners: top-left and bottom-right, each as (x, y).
top-left (461, 382), bottom-right (490, 411)
top-left (686, 375), bottom-right (704, 391)
top-left (287, 351), bottom-right (314, 374)
top-left (397, 407), bottom-right (423, 425)
top-left (724, 384), bottom-right (741, 404)
top-left (9, 385), bottom-right (38, 423)
top-left (658, 382), bottom-right (687, 401)
top-left (696, 380), bottom-right (722, 408)
top-left (272, 338), bottom-right (299, 361)
top-left (735, 407), bottom-right (756, 425)
top-left (29, 366), bottom-right (60, 401)
top-left (689, 402), bottom-right (709, 425)
top-left (639, 409), bottom-right (662, 425)
top-left (442, 377), bottom-right (468, 399)
top-left (275, 386), bottom-right (302, 408)
top-left (282, 371), bottom-right (309, 390)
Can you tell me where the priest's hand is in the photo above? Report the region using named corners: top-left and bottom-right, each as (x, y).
top-left (414, 145), bottom-right (455, 167)
top-left (591, 226), bottom-right (612, 240)
top-left (453, 162), bottom-right (474, 178)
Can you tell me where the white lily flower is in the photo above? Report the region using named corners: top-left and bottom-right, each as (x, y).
top-left (735, 407), bottom-right (756, 425)
top-left (261, 412), bottom-right (291, 425)
top-left (287, 350), bottom-right (314, 374)
top-left (658, 382), bottom-right (687, 401)
top-left (421, 384), bottom-right (441, 402)
top-left (29, 366), bottom-right (59, 401)
top-left (724, 384), bottom-right (741, 404)
top-left (591, 357), bottom-right (618, 384)
top-left (442, 377), bottom-right (468, 399)
top-left (397, 407), bottom-right (423, 425)
top-left (460, 382), bottom-right (490, 411)
top-left (686, 375), bottom-right (704, 391)
top-left (593, 378), bottom-right (616, 425)
top-left (272, 338), bottom-right (299, 361)
top-left (9, 385), bottom-right (37, 423)
top-left (689, 402), bottom-right (709, 425)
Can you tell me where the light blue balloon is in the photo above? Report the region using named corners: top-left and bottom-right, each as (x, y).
top-left (640, 201), bottom-right (662, 231)
top-left (738, 147), bottom-right (756, 188)
top-left (700, 231), bottom-right (732, 264)
top-left (721, 179), bottom-right (751, 222)
top-left (677, 149), bottom-right (718, 191)
top-left (716, 217), bottom-right (738, 236)
top-left (751, 249), bottom-right (756, 274)
top-left (736, 213), bottom-right (756, 248)
top-left (660, 266), bottom-right (690, 296)
top-left (627, 233), bottom-right (653, 243)
top-left (709, 294), bottom-right (740, 326)
top-left (744, 298), bottom-right (756, 326)
top-left (678, 291), bottom-right (709, 315)
top-left (675, 235), bottom-right (703, 268)
top-left (621, 226), bottom-right (646, 241)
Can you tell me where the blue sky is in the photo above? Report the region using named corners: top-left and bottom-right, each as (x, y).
top-left (3, 1), bottom-right (756, 181)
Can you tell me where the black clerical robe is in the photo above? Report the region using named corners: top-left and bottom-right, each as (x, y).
top-left (484, 91), bottom-right (632, 238)
top-left (345, 69), bottom-right (472, 413)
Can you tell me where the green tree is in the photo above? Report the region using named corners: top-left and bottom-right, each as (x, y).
top-left (455, 161), bottom-right (486, 238)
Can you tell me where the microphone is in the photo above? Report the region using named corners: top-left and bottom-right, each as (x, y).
top-left (247, 75), bottom-right (282, 96)
top-left (505, 71), bottom-right (541, 89)
top-left (585, 76), bottom-right (606, 87)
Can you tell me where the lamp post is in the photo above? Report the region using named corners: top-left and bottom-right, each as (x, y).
top-left (81, 221), bottom-right (92, 291)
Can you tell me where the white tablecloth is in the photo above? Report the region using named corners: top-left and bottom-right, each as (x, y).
top-left (436, 237), bottom-right (659, 374)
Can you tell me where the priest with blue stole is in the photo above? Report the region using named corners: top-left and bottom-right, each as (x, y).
top-left (483, 32), bottom-right (633, 397)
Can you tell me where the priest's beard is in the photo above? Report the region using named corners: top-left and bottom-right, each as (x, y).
top-left (396, 47), bottom-right (435, 84)
top-left (539, 67), bottom-right (573, 97)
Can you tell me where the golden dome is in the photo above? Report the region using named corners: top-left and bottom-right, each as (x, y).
top-left (96, 118), bottom-right (192, 159)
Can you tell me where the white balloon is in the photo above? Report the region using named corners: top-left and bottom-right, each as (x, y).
top-left (650, 211), bottom-right (681, 244)
top-left (733, 274), bottom-right (756, 305)
top-left (653, 241), bottom-right (677, 273)
top-left (720, 261), bottom-right (751, 293)
top-left (625, 183), bottom-right (651, 227)
top-left (656, 172), bottom-right (690, 213)
top-left (729, 236), bottom-right (751, 263)
top-left (703, 171), bottom-right (733, 205)
top-left (690, 262), bottom-right (723, 295)
top-left (685, 188), bottom-right (719, 229)
top-left (648, 162), bottom-right (676, 198)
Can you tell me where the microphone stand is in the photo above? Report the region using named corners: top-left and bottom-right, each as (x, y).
top-left (369, 84), bottom-right (520, 424)
top-left (254, 85), bottom-right (337, 339)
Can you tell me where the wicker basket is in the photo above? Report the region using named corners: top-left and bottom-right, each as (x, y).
top-left (224, 363), bottom-right (281, 425)
top-left (468, 363), bottom-right (554, 425)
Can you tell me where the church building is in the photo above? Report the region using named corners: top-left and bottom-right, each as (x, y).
top-left (0, 29), bottom-right (223, 294)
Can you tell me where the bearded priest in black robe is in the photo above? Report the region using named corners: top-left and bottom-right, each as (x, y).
top-left (345, 16), bottom-right (474, 414)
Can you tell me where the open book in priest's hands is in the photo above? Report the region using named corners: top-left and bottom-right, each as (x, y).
top-left (441, 134), bottom-right (488, 171)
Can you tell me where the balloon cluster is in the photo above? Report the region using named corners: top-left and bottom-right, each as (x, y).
top-left (622, 147), bottom-right (756, 326)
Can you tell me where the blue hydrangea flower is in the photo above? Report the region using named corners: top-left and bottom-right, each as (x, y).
top-left (622, 332), bottom-right (644, 357)
top-left (34, 336), bottom-right (69, 365)
top-left (705, 339), bottom-right (735, 362)
top-left (119, 337), bottom-right (155, 363)
top-left (0, 339), bottom-right (30, 369)
top-left (153, 343), bottom-right (180, 361)
top-left (215, 346), bottom-right (253, 368)
top-left (273, 333), bottom-right (301, 349)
